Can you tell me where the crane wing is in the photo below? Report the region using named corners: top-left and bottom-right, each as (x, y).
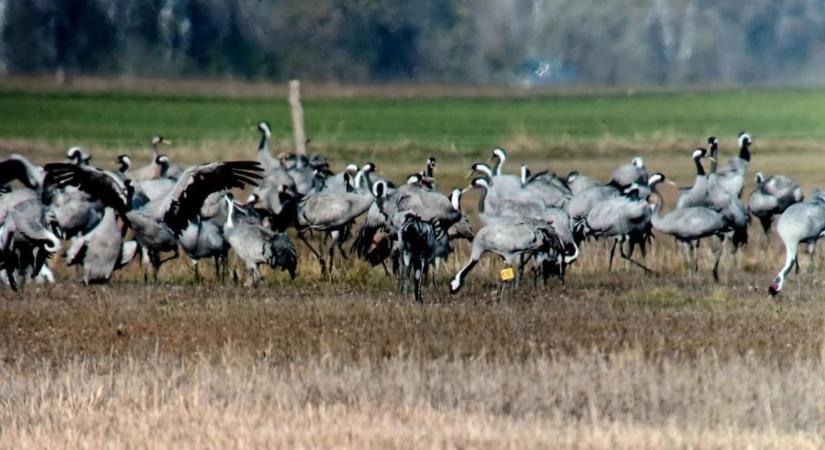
top-left (160, 161), bottom-right (263, 235)
top-left (44, 163), bottom-right (130, 215)
top-left (0, 156), bottom-right (37, 188)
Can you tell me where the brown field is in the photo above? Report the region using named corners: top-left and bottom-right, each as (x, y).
top-left (3, 130), bottom-right (825, 448)
top-left (0, 74), bottom-right (706, 99)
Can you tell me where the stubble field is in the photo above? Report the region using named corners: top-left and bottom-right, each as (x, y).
top-left (2, 79), bottom-right (825, 448)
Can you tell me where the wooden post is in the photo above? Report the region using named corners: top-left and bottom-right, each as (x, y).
top-left (288, 80), bottom-right (307, 156)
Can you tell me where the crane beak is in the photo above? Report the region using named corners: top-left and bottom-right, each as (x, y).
top-left (665, 180), bottom-right (678, 186)
top-left (462, 186), bottom-right (472, 194)
top-left (162, 140), bottom-right (173, 145)
top-left (708, 157), bottom-right (717, 163)
top-left (465, 170), bottom-right (475, 179)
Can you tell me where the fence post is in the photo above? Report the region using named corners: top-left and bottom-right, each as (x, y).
top-left (289, 80), bottom-right (307, 156)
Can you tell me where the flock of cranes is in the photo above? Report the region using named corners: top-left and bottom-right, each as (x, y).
top-left (0, 122), bottom-right (818, 300)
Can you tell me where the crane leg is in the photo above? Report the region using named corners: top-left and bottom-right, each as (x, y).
top-left (327, 237), bottom-right (336, 277)
top-left (193, 260), bottom-right (201, 283)
top-left (759, 216), bottom-right (772, 237)
top-left (515, 254), bottom-right (525, 289)
top-left (213, 255), bottom-right (226, 281)
top-left (619, 241), bottom-right (654, 274)
top-left (413, 258), bottom-right (425, 303)
top-left (710, 235), bottom-right (724, 282)
top-left (807, 242), bottom-right (817, 274)
top-left (608, 240), bottom-right (618, 271)
top-left (141, 247), bottom-right (151, 283)
top-left (727, 233), bottom-right (739, 269)
top-left (298, 231), bottom-right (325, 275)
top-left (336, 226), bottom-right (350, 260)
top-left (158, 248), bottom-right (179, 265)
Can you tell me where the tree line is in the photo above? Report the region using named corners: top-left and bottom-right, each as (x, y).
top-left (1, 0), bottom-right (824, 86)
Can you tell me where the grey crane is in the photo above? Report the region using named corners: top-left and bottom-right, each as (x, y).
top-left (178, 192), bottom-right (232, 281)
top-left (0, 196), bottom-right (61, 290)
top-left (133, 155), bottom-right (177, 202)
top-left (706, 143), bottom-right (749, 254)
top-left (465, 177), bottom-right (517, 219)
top-left (676, 147), bottom-right (711, 209)
top-left (566, 171), bottom-right (600, 194)
top-left (222, 195), bottom-right (297, 286)
top-left (64, 207), bottom-right (137, 284)
top-left (351, 181), bottom-right (403, 268)
top-left (353, 162), bottom-right (395, 194)
top-left (48, 185), bottom-right (103, 239)
top-left (469, 177), bottom-right (572, 242)
top-left (468, 173), bottom-right (549, 226)
top-left (156, 154), bottom-right (182, 179)
top-left (129, 136), bottom-right (173, 181)
top-left (567, 183), bottom-right (621, 241)
top-left (449, 219), bottom-right (564, 293)
top-left (350, 174), bottom-right (435, 271)
top-left (566, 161), bottom-right (654, 241)
top-left (297, 177), bottom-right (381, 274)
top-left (468, 177), bottom-right (578, 271)
top-left (116, 154), bottom-right (131, 179)
top-left (251, 122), bottom-right (301, 208)
top-left (483, 148), bottom-right (522, 192)
top-left (45, 160), bottom-right (263, 282)
top-left (351, 174), bottom-right (463, 277)
top-left (522, 164), bottom-right (572, 194)
top-left (420, 156), bottom-right (438, 188)
top-left (66, 147), bottom-right (92, 166)
top-left (323, 164), bottom-right (359, 193)
top-left (585, 182), bottom-right (662, 273)
top-left (748, 172), bottom-right (804, 235)
top-left (388, 180), bottom-right (462, 293)
top-left (0, 155), bottom-right (87, 287)
top-left (768, 194), bottom-right (825, 296)
top-left (520, 164), bottom-right (571, 209)
top-left (447, 187), bottom-right (474, 243)
top-left (649, 194), bottom-right (731, 280)
top-left (286, 155), bottom-right (316, 195)
top-left (396, 212), bottom-right (445, 302)
top-left (611, 156), bottom-right (648, 188)
top-left (717, 132), bottom-right (752, 197)
top-left (254, 121), bottom-right (280, 172)
top-left (246, 182), bottom-right (303, 233)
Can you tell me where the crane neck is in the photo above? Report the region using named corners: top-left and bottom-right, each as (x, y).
top-left (476, 187), bottom-right (487, 213)
top-left (353, 170), bottom-right (372, 192)
top-left (361, 171), bottom-right (374, 194)
top-left (450, 191), bottom-right (462, 212)
top-left (709, 143), bottom-right (718, 173)
top-left (225, 199), bottom-right (235, 229)
top-left (257, 130), bottom-right (269, 154)
top-left (739, 141), bottom-right (751, 162)
top-left (693, 156), bottom-right (705, 177)
top-left (493, 155), bottom-right (504, 177)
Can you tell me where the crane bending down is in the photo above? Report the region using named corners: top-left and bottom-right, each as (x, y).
top-left (768, 194), bottom-right (825, 296)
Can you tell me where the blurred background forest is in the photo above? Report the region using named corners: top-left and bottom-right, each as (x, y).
top-left (1, 0), bottom-right (824, 86)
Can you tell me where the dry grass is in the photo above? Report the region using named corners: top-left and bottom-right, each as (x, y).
top-left (2, 343), bottom-right (825, 448)
top-left (3, 273), bottom-right (825, 448)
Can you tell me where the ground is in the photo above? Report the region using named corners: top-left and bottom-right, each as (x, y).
top-left (2, 78), bottom-right (825, 448)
